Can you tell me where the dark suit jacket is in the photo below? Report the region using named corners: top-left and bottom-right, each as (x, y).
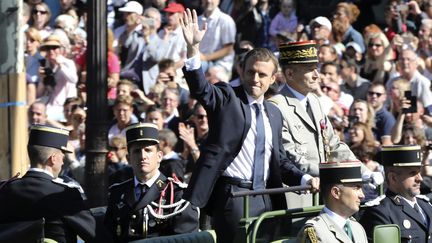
top-left (0, 170), bottom-right (96, 243)
top-left (182, 67), bottom-right (305, 209)
top-left (360, 190), bottom-right (432, 243)
top-left (104, 173), bottom-right (199, 242)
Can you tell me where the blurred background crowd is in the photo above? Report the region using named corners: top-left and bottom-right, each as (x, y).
top-left (23, 0), bottom-right (432, 201)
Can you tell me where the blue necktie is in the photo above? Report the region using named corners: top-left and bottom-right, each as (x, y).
top-left (253, 103), bottom-right (265, 190)
top-left (136, 184), bottom-right (148, 201)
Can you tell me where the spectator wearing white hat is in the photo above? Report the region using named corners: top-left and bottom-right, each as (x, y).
top-left (114, 1), bottom-right (144, 71)
top-left (345, 41), bottom-right (364, 63)
top-left (309, 16), bottom-right (332, 46)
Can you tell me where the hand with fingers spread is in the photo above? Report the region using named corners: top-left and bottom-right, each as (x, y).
top-left (179, 8), bottom-right (207, 58)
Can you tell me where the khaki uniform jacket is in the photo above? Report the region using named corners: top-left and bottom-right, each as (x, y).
top-left (297, 211), bottom-right (368, 243)
top-left (269, 85), bottom-right (356, 176)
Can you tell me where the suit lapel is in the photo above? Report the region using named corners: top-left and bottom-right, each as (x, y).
top-left (235, 86), bottom-right (252, 142)
top-left (307, 94), bottom-right (321, 130)
top-left (124, 180), bottom-right (136, 208)
top-left (283, 94), bottom-right (316, 131)
top-left (418, 199), bottom-right (432, 232)
top-left (321, 213), bottom-right (352, 243)
top-left (401, 200), bottom-right (428, 230)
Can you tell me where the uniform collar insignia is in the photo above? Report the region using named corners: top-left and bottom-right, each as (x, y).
top-left (156, 179), bottom-right (165, 190)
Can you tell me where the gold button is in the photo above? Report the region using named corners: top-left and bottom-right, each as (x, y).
top-left (131, 214), bottom-right (136, 219)
top-left (130, 229), bottom-right (135, 234)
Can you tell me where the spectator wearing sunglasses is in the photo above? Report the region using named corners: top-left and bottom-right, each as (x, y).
top-left (30, 2), bottom-right (53, 40)
top-left (366, 82), bottom-right (395, 146)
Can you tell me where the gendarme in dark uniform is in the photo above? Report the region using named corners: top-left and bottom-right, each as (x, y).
top-left (104, 123), bottom-right (199, 242)
top-left (0, 125), bottom-right (96, 243)
top-left (360, 145), bottom-right (432, 242)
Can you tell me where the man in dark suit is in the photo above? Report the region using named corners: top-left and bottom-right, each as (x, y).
top-left (360, 145), bottom-right (432, 242)
top-left (179, 9), bottom-right (320, 243)
top-left (0, 125), bottom-right (96, 243)
top-left (104, 123), bottom-right (199, 242)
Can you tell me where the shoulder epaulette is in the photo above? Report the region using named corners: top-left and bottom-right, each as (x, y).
top-left (416, 194), bottom-right (431, 202)
top-left (0, 172), bottom-right (20, 190)
top-left (305, 226), bottom-right (318, 243)
top-left (167, 177), bottom-right (188, 188)
top-left (365, 195), bottom-right (386, 207)
top-left (52, 177), bottom-right (84, 194)
top-left (108, 178), bottom-right (131, 190)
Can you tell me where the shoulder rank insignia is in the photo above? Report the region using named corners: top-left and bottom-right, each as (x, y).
top-left (416, 194), bottom-right (431, 202)
top-left (305, 227), bottom-right (318, 243)
top-left (365, 195), bottom-right (386, 207)
top-left (52, 177), bottom-right (84, 194)
top-left (168, 177), bottom-right (188, 188)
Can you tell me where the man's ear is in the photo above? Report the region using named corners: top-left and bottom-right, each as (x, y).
top-left (284, 67), bottom-right (293, 81)
top-left (330, 186), bottom-right (341, 200)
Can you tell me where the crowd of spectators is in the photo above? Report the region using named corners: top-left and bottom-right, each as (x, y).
top-left (23, 0), bottom-right (432, 200)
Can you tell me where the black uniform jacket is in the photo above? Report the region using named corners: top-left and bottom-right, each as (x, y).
top-left (0, 170), bottom-right (96, 243)
top-left (104, 173), bottom-right (199, 242)
top-left (360, 190), bottom-right (432, 243)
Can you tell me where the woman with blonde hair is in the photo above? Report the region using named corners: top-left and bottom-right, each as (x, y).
top-left (361, 32), bottom-right (395, 84)
top-left (30, 2), bottom-right (53, 39)
top-left (388, 77), bottom-right (410, 117)
top-left (25, 27), bottom-right (44, 104)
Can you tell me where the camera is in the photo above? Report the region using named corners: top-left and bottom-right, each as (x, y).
top-left (43, 67), bottom-right (56, 87)
top-left (39, 58), bottom-right (56, 87)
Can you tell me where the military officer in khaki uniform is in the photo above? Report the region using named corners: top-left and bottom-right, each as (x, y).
top-left (269, 41), bottom-right (382, 208)
top-left (104, 123), bottom-right (199, 242)
top-left (360, 145), bottom-right (432, 242)
top-left (297, 161), bottom-right (368, 243)
top-left (269, 40), bottom-right (356, 177)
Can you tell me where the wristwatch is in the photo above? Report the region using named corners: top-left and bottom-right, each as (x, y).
top-left (191, 147), bottom-right (199, 154)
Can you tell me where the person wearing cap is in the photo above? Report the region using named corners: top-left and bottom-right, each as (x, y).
top-left (360, 145), bottom-right (432, 242)
top-left (114, 1), bottom-right (144, 72)
top-left (0, 125), bottom-right (96, 243)
top-left (37, 34), bottom-right (78, 122)
top-left (269, 41), bottom-right (357, 177)
top-left (309, 16), bottom-right (332, 46)
top-left (297, 161), bottom-right (368, 243)
top-left (104, 123), bottom-right (199, 242)
top-left (269, 41), bottom-right (382, 208)
top-left (179, 9), bottom-right (319, 243)
top-left (158, 2), bottom-right (187, 70)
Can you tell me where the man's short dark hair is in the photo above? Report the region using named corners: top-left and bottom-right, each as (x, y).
top-left (242, 48), bottom-right (279, 75)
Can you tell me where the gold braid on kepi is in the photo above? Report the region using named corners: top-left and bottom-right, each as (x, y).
top-left (278, 40), bottom-right (318, 65)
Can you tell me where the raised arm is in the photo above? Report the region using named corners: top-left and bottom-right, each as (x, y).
top-left (179, 9), bottom-right (207, 58)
